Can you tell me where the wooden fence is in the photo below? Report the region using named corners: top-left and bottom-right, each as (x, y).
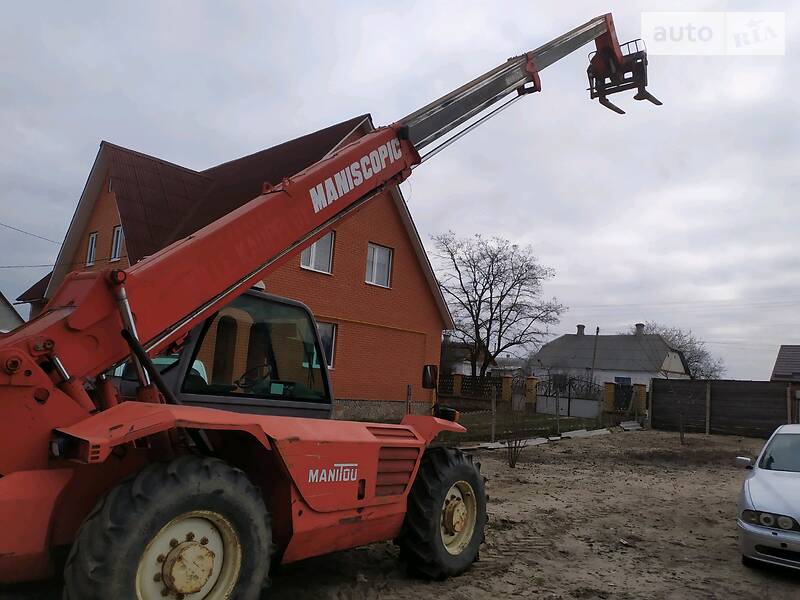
top-left (650, 379), bottom-right (793, 438)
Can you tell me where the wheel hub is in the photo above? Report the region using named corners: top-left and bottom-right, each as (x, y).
top-left (440, 480), bottom-right (478, 555)
top-left (136, 511), bottom-right (242, 600)
top-left (162, 541), bottom-right (215, 594)
top-left (443, 499), bottom-right (468, 534)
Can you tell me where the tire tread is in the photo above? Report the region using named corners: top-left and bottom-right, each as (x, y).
top-left (397, 447), bottom-right (486, 580)
top-left (63, 455), bottom-right (270, 599)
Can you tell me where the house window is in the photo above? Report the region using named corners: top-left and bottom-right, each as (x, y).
top-left (365, 243), bottom-right (392, 287)
top-left (110, 225), bottom-right (124, 261)
top-left (300, 232), bottom-right (334, 274)
top-left (303, 322), bottom-right (336, 369)
top-left (317, 322), bottom-right (336, 368)
top-left (86, 232), bottom-right (98, 266)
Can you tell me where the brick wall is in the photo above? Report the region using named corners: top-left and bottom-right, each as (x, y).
top-left (262, 189), bottom-right (445, 410)
top-left (69, 174), bottom-right (130, 273)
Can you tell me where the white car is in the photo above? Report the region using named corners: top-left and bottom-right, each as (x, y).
top-left (737, 424), bottom-right (800, 570)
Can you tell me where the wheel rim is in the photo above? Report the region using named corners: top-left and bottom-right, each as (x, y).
top-left (440, 480), bottom-right (478, 555)
top-left (135, 510), bottom-right (242, 600)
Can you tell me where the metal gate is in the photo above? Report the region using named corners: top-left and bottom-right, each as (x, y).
top-left (536, 375), bottom-right (603, 418)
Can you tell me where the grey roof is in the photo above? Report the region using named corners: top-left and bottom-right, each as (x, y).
top-left (771, 345), bottom-right (800, 382)
top-left (534, 333), bottom-right (683, 373)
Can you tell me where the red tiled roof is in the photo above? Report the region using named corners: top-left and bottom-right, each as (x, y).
top-left (169, 114), bottom-right (368, 243)
top-left (111, 114), bottom-right (369, 259)
top-left (17, 115), bottom-right (368, 300)
top-left (105, 142), bottom-right (213, 261)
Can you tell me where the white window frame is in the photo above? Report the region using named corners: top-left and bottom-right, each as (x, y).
top-left (300, 231), bottom-right (335, 274)
top-left (365, 242), bottom-right (393, 288)
top-left (86, 232), bottom-right (98, 266)
top-left (110, 225), bottom-right (123, 262)
top-left (303, 322), bottom-right (336, 370)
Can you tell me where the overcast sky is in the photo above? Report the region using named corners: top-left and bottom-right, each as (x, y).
top-left (0, 1), bottom-right (797, 379)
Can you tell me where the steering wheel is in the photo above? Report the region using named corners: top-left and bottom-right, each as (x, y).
top-left (235, 363), bottom-right (272, 390)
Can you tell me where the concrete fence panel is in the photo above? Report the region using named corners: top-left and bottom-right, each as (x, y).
top-left (651, 378), bottom-right (791, 438)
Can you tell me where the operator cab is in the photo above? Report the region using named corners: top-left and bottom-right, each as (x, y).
top-left (113, 290), bottom-right (334, 419)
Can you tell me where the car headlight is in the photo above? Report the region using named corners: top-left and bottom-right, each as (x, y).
top-left (759, 512), bottom-right (776, 527)
top-left (742, 510), bottom-right (760, 525)
top-left (741, 509), bottom-right (800, 531)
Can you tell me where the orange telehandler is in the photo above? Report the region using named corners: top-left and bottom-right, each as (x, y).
top-left (0, 14), bottom-right (658, 599)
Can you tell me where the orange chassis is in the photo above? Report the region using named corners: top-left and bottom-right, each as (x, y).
top-left (0, 401), bottom-right (462, 583)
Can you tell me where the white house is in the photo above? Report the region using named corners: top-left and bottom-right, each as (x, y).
top-left (532, 323), bottom-right (691, 388)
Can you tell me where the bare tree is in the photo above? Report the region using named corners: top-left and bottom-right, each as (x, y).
top-left (628, 321), bottom-right (726, 379)
top-left (432, 232), bottom-right (564, 380)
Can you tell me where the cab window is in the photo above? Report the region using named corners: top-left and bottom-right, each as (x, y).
top-left (183, 295), bottom-right (329, 403)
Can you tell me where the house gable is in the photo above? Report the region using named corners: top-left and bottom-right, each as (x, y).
top-left (67, 172), bottom-right (129, 272)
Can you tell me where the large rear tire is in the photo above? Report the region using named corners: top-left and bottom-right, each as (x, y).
top-left (398, 447), bottom-right (487, 579)
top-left (63, 455), bottom-right (271, 600)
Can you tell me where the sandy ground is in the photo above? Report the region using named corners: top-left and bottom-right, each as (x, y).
top-left (4, 429), bottom-right (800, 599)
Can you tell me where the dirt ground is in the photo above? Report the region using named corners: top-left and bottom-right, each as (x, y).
top-left (4, 429), bottom-right (800, 599)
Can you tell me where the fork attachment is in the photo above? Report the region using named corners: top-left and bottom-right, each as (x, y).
top-left (588, 38), bottom-right (662, 115)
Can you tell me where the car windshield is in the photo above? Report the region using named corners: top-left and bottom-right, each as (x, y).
top-left (759, 434), bottom-right (800, 472)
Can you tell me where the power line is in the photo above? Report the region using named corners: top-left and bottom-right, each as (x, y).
top-left (569, 296), bottom-right (800, 310)
top-left (0, 255), bottom-right (129, 270)
top-left (0, 221), bottom-right (61, 245)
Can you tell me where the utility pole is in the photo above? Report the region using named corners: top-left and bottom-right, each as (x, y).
top-left (589, 326), bottom-right (600, 384)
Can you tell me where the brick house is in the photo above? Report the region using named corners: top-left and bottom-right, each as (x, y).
top-left (17, 115), bottom-right (453, 419)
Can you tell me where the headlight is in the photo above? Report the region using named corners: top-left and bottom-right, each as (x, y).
top-left (741, 509), bottom-right (799, 531)
top-left (742, 510), bottom-right (760, 525)
top-left (760, 512), bottom-right (776, 527)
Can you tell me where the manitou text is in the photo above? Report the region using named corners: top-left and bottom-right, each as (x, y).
top-left (308, 463), bottom-right (359, 483)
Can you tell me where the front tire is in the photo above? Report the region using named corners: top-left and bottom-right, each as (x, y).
top-left (398, 447), bottom-right (487, 579)
top-left (63, 455), bottom-right (272, 600)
